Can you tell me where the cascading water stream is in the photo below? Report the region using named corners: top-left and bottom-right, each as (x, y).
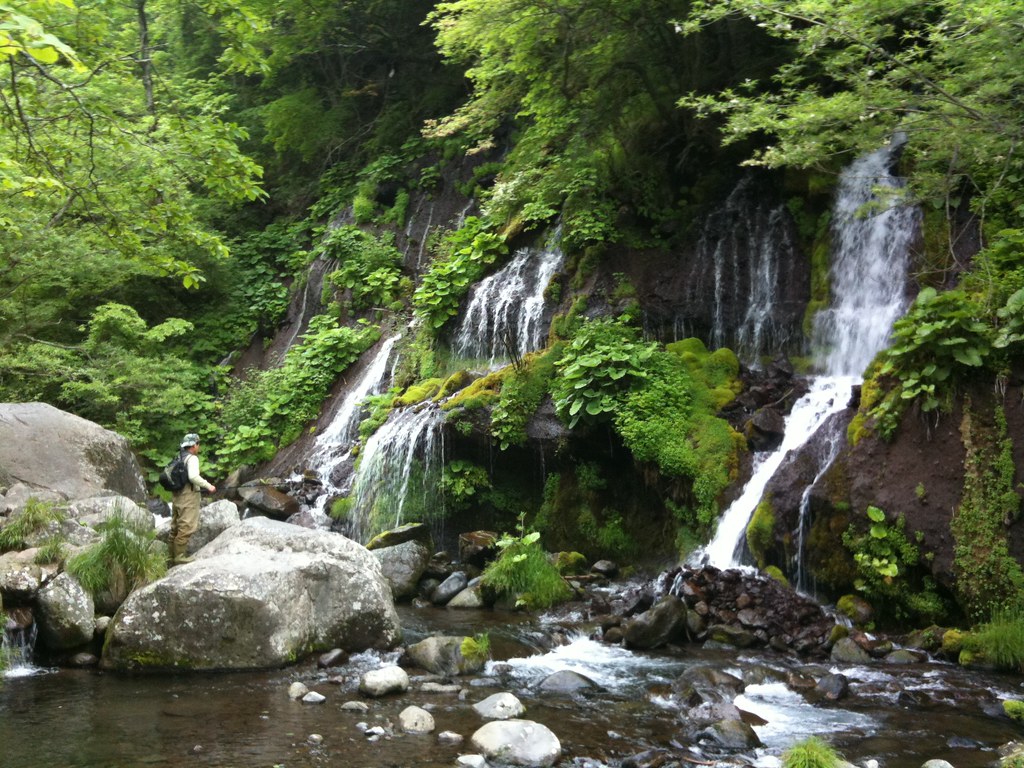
top-left (306, 335), bottom-right (401, 516)
top-left (700, 136), bottom-right (920, 569)
top-left (2, 622), bottom-right (40, 678)
top-left (345, 229), bottom-right (565, 542)
top-left (451, 232), bottom-right (564, 363)
top-left (346, 405), bottom-right (446, 544)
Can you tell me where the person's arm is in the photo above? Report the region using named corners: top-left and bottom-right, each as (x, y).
top-left (185, 453), bottom-right (216, 493)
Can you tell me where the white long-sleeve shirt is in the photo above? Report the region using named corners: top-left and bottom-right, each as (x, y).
top-left (184, 453), bottom-right (215, 492)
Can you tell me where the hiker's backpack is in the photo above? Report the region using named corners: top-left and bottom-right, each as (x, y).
top-left (158, 453), bottom-right (190, 492)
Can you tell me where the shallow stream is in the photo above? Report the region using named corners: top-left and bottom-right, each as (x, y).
top-left (2, 602), bottom-right (1022, 768)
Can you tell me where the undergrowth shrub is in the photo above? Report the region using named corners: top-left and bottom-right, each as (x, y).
top-left (782, 737), bottom-right (841, 768)
top-left (66, 512), bottom-right (166, 603)
top-left (413, 217), bottom-right (506, 330)
top-left (216, 316), bottom-right (379, 470)
top-left (0, 498), bottom-right (66, 552)
top-left (481, 523), bottom-right (571, 610)
top-left (962, 606), bottom-right (1024, 673)
top-left (841, 505), bottom-right (946, 625)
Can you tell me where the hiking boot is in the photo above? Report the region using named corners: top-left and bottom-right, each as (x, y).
top-left (172, 554), bottom-right (196, 565)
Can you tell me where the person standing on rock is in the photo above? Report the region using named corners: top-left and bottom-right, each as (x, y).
top-left (169, 433), bottom-right (216, 565)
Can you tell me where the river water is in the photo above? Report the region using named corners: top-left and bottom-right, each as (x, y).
top-left (3, 599), bottom-right (1022, 768)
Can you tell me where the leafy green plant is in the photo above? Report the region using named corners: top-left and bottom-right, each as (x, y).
top-left (66, 512), bottom-right (167, 602)
top-left (413, 217), bottom-right (506, 330)
top-left (552, 318), bottom-right (656, 428)
top-left (216, 317), bottom-right (379, 470)
top-left (441, 460), bottom-right (491, 510)
top-left (875, 288), bottom-right (992, 417)
top-left (0, 498), bottom-right (66, 552)
top-left (781, 737), bottom-right (841, 768)
top-left (481, 520), bottom-right (571, 610)
top-left (321, 226), bottom-right (407, 311)
top-left (842, 505), bottom-right (945, 624)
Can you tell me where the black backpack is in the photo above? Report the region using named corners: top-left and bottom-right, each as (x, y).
top-left (158, 452), bottom-right (190, 492)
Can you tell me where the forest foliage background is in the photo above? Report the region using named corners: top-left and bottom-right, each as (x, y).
top-left (1, 0), bottom-right (1022, 482)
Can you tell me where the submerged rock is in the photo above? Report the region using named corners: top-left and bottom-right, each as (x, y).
top-left (102, 517), bottom-right (401, 671)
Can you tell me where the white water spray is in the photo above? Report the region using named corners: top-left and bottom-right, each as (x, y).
top-left (307, 335), bottom-right (401, 516)
top-left (451, 234), bottom-right (564, 363)
top-left (347, 405), bottom-right (446, 543)
top-left (700, 138), bottom-right (919, 568)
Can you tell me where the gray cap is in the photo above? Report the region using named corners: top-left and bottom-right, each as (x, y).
top-left (180, 433), bottom-right (200, 449)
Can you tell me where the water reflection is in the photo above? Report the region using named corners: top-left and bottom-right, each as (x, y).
top-left (1, 604), bottom-right (1022, 768)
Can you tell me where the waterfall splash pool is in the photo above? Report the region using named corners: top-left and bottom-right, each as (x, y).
top-left (2, 602), bottom-right (1021, 768)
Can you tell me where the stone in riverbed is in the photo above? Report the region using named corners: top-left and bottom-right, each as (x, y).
top-left (359, 666), bottom-right (409, 697)
top-left (622, 595), bottom-right (689, 650)
top-left (814, 672), bottom-right (850, 701)
top-left (102, 517), bottom-right (401, 671)
top-left (447, 584), bottom-right (486, 609)
top-left (406, 635), bottom-right (487, 676)
top-left (36, 572), bottom-right (94, 650)
top-left (830, 636), bottom-right (871, 664)
top-left (399, 705), bottom-right (435, 734)
top-left (473, 692), bottom-right (525, 720)
top-left (431, 571), bottom-right (468, 605)
top-left (373, 538), bottom-right (431, 600)
top-left (539, 670), bottom-right (598, 693)
top-left (470, 719), bottom-right (561, 767)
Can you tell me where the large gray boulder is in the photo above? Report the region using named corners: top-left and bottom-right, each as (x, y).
top-left (155, 499), bottom-right (241, 554)
top-left (373, 539), bottom-right (431, 599)
top-left (0, 403), bottom-right (146, 502)
top-left (36, 572), bottom-right (94, 650)
top-left (67, 496), bottom-right (152, 532)
top-left (101, 517), bottom-right (401, 671)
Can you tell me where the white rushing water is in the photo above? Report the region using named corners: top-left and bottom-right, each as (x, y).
top-left (700, 137), bottom-right (919, 569)
top-left (306, 334), bottom-right (401, 516)
top-left (690, 177), bottom-right (799, 362)
top-left (346, 405), bottom-right (446, 543)
top-left (451, 233), bottom-right (564, 363)
top-left (701, 377), bottom-right (856, 567)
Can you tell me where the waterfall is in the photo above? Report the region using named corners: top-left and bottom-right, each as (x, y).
top-left (700, 137), bottom-right (919, 569)
top-left (279, 255), bottom-right (335, 362)
top-left (813, 135), bottom-right (919, 376)
top-left (793, 415), bottom-right (846, 593)
top-left (690, 178), bottom-right (799, 363)
top-left (451, 232), bottom-right (564, 363)
top-left (346, 405), bottom-right (446, 543)
top-left (307, 334), bottom-right (401, 516)
top-left (2, 621), bottom-right (39, 678)
top-left (701, 377), bottom-right (855, 567)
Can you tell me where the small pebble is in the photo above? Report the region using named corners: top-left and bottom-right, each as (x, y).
top-left (308, 734), bottom-right (323, 745)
